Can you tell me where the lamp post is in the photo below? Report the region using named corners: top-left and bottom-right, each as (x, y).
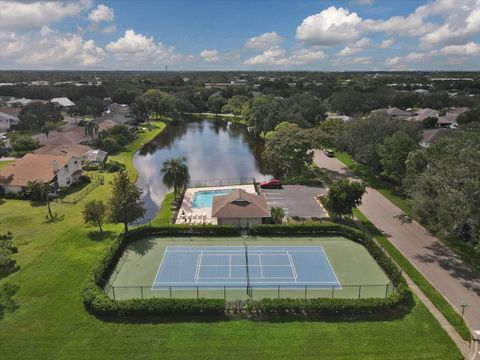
top-left (460, 301), bottom-right (469, 319)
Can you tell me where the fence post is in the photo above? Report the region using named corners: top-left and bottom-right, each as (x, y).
top-left (224, 286), bottom-right (226, 302)
top-left (331, 285), bottom-right (335, 298)
top-left (169, 286), bottom-right (172, 299)
top-left (112, 286), bottom-right (116, 300)
top-left (140, 286), bottom-right (144, 299)
top-left (385, 283), bottom-right (389, 298)
top-left (278, 285), bottom-right (280, 299)
top-left (305, 285), bottom-right (308, 300)
top-left (197, 286), bottom-right (199, 299)
top-left (358, 285), bottom-right (362, 299)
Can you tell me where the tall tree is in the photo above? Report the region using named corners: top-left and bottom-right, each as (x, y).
top-left (323, 180), bottom-right (366, 218)
top-left (108, 171), bottom-right (146, 233)
top-left (84, 121), bottom-right (99, 139)
top-left (161, 156), bottom-right (190, 200)
top-left (83, 200), bottom-right (107, 232)
top-left (378, 131), bottom-right (419, 184)
top-left (262, 124), bottom-right (314, 178)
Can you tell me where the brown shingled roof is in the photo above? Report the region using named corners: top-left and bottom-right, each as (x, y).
top-left (212, 189), bottom-right (271, 218)
top-left (0, 153), bottom-right (70, 187)
top-left (34, 143), bottom-right (90, 157)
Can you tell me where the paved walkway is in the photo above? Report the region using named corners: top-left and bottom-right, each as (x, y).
top-left (314, 150), bottom-right (480, 359)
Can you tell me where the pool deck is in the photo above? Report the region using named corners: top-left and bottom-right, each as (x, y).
top-left (176, 184), bottom-right (257, 225)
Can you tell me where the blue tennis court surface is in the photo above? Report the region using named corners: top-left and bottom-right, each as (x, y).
top-left (153, 246), bottom-right (341, 289)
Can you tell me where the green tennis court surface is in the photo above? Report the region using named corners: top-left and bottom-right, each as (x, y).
top-left (107, 236), bottom-right (393, 300)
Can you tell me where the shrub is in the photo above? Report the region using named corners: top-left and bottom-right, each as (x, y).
top-left (79, 175), bottom-right (91, 183)
top-left (103, 160), bottom-right (126, 173)
top-left (82, 224), bottom-right (412, 319)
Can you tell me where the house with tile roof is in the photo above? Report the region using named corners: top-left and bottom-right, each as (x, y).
top-left (0, 153), bottom-right (82, 194)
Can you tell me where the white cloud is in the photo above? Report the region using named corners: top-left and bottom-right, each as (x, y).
top-left (244, 46), bottom-right (325, 66)
top-left (0, 0), bottom-right (92, 30)
top-left (440, 41), bottom-right (480, 56)
top-left (101, 25), bottom-right (117, 34)
top-left (352, 0), bottom-right (374, 5)
top-left (380, 37), bottom-right (395, 49)
top-left (332, 55), bottom-right (373, 67)
top-left (245, 31), bottom-right (283, 49)
top-left (0, 32), bottom-right (104, 67)
top-left (106, 29), bottom-right (180, 63)
top-left (244, 46), bottom-right (285, 65)
top-left (296, 6), bottom-right (362, 46)
top-left (420, 1), bottom-right (480, 46)
top-left (88, 4), bottom-right (114, 23)
top-left (337, 37), bottom-right (370, 57)
top-left (199, 49), bottom-right (219, 62)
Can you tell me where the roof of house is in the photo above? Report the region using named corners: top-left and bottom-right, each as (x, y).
top-left (81, 149), bottom-right (108, 163)
top-left (41, 127), bottom-right (87, 146)
top-left (0, 153), bottom-right (75, 187)
top-left (211, 189), bottom-right (271, 219)
top-left (94, 118), bottom-right (119, 131)
top-left (416, 108), bottom-right (438, 117)
top-left (421, 128), bottom-right (460, 146)
top-left (50, 97), bottom-right (75, 107)
top-left (448, 107), bottom-right (470, 115)
top-left (437, 114), bottom-right (458, 124)
top-left (34, 143), bottom-right (90, 157)
top-left (371, 107), bottom-right (410, 117)
top-left (6, 98), bottom-right (32, 106)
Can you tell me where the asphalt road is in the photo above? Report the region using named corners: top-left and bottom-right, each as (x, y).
top-left (313, 150), bottom-right (480, 334)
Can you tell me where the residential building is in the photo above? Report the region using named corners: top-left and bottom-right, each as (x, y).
top-left (211, 189), bottom-right (271, 227)
top-left (420, 128), bottom-right (460, 148)
top-left (50, 97), bottom-right (75, 108)
top-left (371, 107), bottom-right (411, 118)
top-left (0, 111), bottom-right (19, 131)
top-left (0, 153), bottom-right (82, 194)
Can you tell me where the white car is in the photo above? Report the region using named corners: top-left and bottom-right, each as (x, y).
top-left (0, 135), bottom-right (7, 140)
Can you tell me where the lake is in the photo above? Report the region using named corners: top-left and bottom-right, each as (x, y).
top-left (133, 119), bottom-right (269, 220)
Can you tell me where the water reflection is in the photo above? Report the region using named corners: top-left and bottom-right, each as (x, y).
top-left (133, 119), bottom-right (269, 220)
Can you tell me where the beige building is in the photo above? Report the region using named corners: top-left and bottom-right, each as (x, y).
top-left (211, 189), bottom-right (271, 227)
top-left (0, 153), bottom-right (83, 194)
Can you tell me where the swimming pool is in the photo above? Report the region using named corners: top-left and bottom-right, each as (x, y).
top-left (191, 189), bottom-right (237, 208)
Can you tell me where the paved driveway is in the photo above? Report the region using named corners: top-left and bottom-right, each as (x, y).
top-left (261, 185), bottom-right (327, 218)
top-left (314, 149), bottom-right (480, 333)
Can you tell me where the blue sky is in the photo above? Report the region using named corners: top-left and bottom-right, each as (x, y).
top-left (1, 0), bottom-right (480, 70)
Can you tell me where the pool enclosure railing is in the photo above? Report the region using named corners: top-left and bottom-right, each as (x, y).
top-left (188, 177), bottom-right (257, 188)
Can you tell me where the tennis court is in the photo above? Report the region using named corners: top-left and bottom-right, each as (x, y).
top-left (153, 246), bottom-right (340, 289)
top-left (107, 236), bottom-right (394, 300)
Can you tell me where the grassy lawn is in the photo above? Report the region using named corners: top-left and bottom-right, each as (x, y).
top-left (353, 208), bottom-right (471, 341)
top-left (0, 122), bottom-right (462, 359)
top-left (335, 151), bottom-right (414, 216)
top-left (0, 160), bottom-right (14, 170)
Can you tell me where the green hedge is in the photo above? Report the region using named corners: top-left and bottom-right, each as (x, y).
top-left (82, 224), bottom-right (412, 319)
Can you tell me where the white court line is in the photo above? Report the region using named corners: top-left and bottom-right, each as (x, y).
top-left (258, 254), bottom-right (264, 278)
top-left (198, 264), bottom-right (292, 267)
top-left (150, 246), bottom-right (172, 290)
top-left (317, 248), bottom-right (342, 289)
top-left (194, 251), bottom-right (203, 283)
top-left (286, 251), bottom-right (298, 282)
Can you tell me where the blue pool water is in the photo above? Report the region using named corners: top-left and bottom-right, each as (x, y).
top-left (191, 189), bottom-right (237, 208)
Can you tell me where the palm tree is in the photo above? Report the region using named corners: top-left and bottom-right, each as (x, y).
top-left (84, 121), bottom-right (99, 139)
top-left (270, 207), bottom-right (285, 224)
top-left (40, 181), bottom-right (53, 219)
top-left (161, 156), bottom-right (190, 200)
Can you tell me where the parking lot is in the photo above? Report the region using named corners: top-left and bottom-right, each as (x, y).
top-left (261, 185), bottom-right (327, 219)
